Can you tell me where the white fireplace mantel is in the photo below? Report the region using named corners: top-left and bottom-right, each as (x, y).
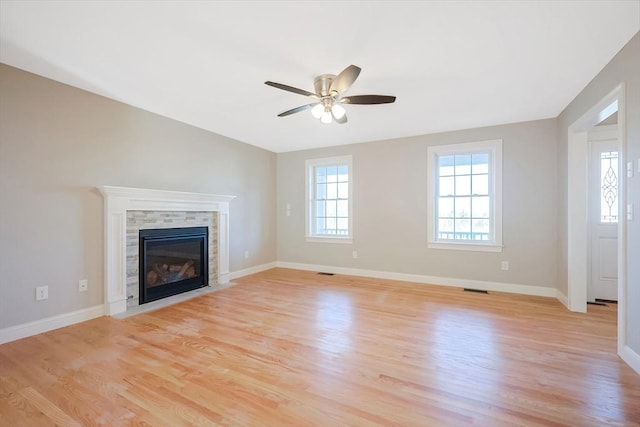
top-left (99, 186), bottom-right (235, 315)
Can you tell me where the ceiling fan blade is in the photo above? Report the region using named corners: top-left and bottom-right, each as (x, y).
top-left (332, 110), bottom-right (348, 124)
top-left (341, 95), bottom-right (396, 105)
top-left (265, 81), bottom-right (318, 98)
top-left (278, 103), bottom-right (318, 117)
top-left (329, 65), bottom-right (361, 95)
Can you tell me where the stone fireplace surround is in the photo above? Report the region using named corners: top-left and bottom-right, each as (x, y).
top-left (99, 186), bottom-right (235, 315)
top-left (127, 211), bottom-right (216, 308)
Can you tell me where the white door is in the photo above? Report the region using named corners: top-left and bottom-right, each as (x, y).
top-left (588, 125), bottom-right (619, 302)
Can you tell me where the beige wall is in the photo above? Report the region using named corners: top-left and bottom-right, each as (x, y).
top-left (0, 64), bottom-right (277, 329)
top-left (557, 32), bottom-right (640, 355)
top-left (277, 119), bottom-right (559, 289)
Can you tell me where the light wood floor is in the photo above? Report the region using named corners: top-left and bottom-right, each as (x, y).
top-left (1, 268), bottom-right (638, 426)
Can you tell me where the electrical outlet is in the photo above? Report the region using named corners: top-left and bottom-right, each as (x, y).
top-left (79, 279), bottom-right (88, 292)
top-left (352, 250), bottom-right (359, 259)
top-left (35, 286), bottom-right (48, 301)
top-left (501, 261), bottom-right (509, 271)
top-left (244, 250), bottom-right (249, 259)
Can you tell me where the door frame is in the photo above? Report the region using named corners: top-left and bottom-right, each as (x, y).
top-left (567, 83), bottom-right (626, 354)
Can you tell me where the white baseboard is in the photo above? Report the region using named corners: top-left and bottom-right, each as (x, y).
top-left (0, 305), bottom-right (105, 345)
top-left (620, 345), bottom-right (640, 375)
top-left (229, 262), bottom-right (278, 281)
top-left (555, 290), bottom-right (569, 308)
top-left (276, 261), bottom-right (559, 298)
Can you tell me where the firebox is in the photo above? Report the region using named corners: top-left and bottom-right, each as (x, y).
top-left (139, 226), bottom-right (208, 304)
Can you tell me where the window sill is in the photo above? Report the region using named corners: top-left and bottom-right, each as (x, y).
top-left (428, 241), bottom-right (503, 252)
top-left (306, 236), bottom-right (353, 244)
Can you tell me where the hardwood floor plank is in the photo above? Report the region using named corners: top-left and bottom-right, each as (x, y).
top-left (0, 390), bottom-right (54, 426)
top-left (1, 268), bottom-right (638, 426)
top-left (17, 386), bottom-right (81, 427)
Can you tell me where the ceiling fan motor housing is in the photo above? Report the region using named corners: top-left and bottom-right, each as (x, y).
top-left (314, 74), bottom-right (337, 97)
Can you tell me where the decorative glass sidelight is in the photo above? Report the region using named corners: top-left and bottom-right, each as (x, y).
top-left (600, 151), bottom-right (618, 223)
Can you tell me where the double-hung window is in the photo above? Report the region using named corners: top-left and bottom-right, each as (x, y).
top-left (427, 140), bottom-right (502, 252)
top-left (305, 156), bottom-right (353, 243)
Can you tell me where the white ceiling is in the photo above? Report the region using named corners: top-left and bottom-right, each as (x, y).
top-left (1, 1), bottom-right (638, 153)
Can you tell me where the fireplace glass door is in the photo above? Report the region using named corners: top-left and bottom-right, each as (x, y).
top-left (139, 226), bottom-right (208, 304)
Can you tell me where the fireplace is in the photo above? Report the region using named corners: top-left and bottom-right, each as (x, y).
top-left (139, 226), bottom-right (208, 304)
top-left (99, 186), bottom-right (234, 315)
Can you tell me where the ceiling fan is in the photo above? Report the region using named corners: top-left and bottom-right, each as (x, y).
top-left (265, 65), bottom-right (396, 124)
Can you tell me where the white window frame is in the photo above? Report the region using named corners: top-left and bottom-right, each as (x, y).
top-left (305, 155), bottom-right (353, 244)
top-left (427, 139), bottom-right (503, 252)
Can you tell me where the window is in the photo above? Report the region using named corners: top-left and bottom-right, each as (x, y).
top-left (427, 140), bottom-right (502, 252)
top-left (306, 156), bottom-right (353, 243)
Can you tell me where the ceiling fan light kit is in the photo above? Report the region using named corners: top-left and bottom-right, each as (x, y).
top-left (332, 104), bottom-right (346, 120)
top-left (265, 65), bottom-right (396, 125)
top-left (320, 110), bottom-right (333, 124)
top-left (311, 103), bottom-right (324, 119)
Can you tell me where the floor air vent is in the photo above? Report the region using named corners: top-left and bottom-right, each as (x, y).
top-left (317, 272), bottom-right (335, 276)
top-left (463, 288), bottom-right (488, 294)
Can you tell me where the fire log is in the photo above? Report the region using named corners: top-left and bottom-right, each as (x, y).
top-left (146, 270), bottom-right (159, 286)
top-left (177, 260), bottom-right (194, 279)
top-left (153, 263), bottom-right (170, 281)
